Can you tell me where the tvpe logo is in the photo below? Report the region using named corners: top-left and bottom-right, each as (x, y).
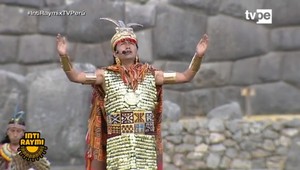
top-left (245, 9), bottom-right (272, 24)
top-left (18, 132), bottom-right (48, 161)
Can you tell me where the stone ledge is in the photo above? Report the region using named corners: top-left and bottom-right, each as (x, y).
top-left (244, 115), bottom-right (300, 122)
top-left (183, 115), bottom-right (300, 122)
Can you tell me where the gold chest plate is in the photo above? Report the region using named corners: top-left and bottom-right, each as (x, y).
top-left (104, 70), bottom-right (157, 113)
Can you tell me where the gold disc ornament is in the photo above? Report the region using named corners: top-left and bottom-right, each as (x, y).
top-left (124, 92), bottom-right (139, 105)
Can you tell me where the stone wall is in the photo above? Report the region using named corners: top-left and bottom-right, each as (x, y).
top-left (1, 0), bottom-right (300, 167)
top-left (1, 0), bottom-right (300, 117)
top-left (163, 118), bottom-right (300, 170)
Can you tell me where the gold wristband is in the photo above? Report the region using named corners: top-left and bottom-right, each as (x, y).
top-left (163, 72), bottom-right (176, 84)
top-left (83, 73), bottom-right (97, 84)
top-left (60, 55), bottom-right (73, 72)
top-left (189, 53), bottom-right (203, 72)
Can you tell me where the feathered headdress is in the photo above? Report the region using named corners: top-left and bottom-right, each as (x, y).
top-left (100, 18), bottom-right (143, 51)
top-left (7, 103), bottom-right (26, 131)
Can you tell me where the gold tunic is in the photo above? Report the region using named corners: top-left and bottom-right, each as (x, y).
top-left (104, 70), bottom-right (158, 170)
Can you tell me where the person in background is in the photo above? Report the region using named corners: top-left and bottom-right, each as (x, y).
top-left (0, 110), bottom-right (50, 170)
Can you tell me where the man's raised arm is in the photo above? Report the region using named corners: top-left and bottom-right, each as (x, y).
top-left (56, 34), bottom-right (104, 85)
top-left (155, 34), bottom-right (209, 85)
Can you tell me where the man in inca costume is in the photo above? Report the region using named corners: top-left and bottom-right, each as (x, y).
top-left (0, 110), bottom-right (50, 170)
top-left (56, 18), bottom-right (209, 170)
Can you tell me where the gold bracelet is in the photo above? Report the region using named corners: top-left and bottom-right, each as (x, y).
top-left (163, 72), bottom-right (176, 84)
top-left (188, 53), bottom-right (203, 72)
top-left (59, 55), bottom-right (73, 71)
top-left (83, 73), bottom-right (97, 84)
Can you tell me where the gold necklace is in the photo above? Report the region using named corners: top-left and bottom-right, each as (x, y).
top-left (0, 144), bottom-right (16, 162)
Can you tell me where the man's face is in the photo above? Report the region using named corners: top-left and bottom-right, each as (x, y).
top-left (114, 38), bottom-right (138, 62)
top-left (7, 127), bottom-right (24, 145)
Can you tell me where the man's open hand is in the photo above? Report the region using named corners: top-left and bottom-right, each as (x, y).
top-left (196, 34), bottom-right (209, 57)
top-left (56, 34), bottom-right (67, 56)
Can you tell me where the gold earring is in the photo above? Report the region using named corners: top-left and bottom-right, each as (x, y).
top-left (135, 56), bottom-right (139, 63)
top-left (115, 57), bottom-right (121, 66)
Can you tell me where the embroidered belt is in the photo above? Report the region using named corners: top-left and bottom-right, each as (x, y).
top-left (107, 110), bottom-right (155, 138)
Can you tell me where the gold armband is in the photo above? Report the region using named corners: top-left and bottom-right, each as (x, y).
top-left (83, 73), bottom-right (97, 84)
top-left (163, 72), bottom-right (177, 84)
top-left (60, 55), bottom-right (73, 72)
top-left (189, 53), bottom-right (203, 72)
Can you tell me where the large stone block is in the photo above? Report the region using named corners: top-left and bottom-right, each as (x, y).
top-left (45, 0), bottom-right (64, 7)
top-left (66, 0), bottom-right (124, 43)
top-left (206, 15), bottom-right (269, 62)
top-left (251, 82), bottom-right (300, 114)
top-left (99, 40), bottom-right (115, 66)
top-left (26, 63), bottom-right (59, 74)
top-left (231, 57), bottom-right (260, 85)
top-left (152, 60), bottom-right (166, 70)
top-left (214, 86), bottom-right (244, 109)
top-left (71, 42), bottom-right (107, 67)
top-left (164, 60), bottom-right (189, 72)
top-left (207, 102), bottom-right (243, 120)
top-left (71, 40), bottom-right (115, 67)
top-left (154, 5), bottom-right (207, 61)
top-left (65, 0), bottom-right (82, 5)
top-left (282, 51), bottom-right (300, 88)
top-left (182, 89), bottom-right (215, 116)
top-left (0, 5), bottom-right (37, 34)
top-left (0, 64), bottom-right (26, 75)
top-left (219, 0), bottom-right (264, 18)
top-left (26, 66), bottom-right (93, 163)
top-left (0, 35), bottom-right (18, 63)
top-left (192, 61), bottom-right (233, 88)
top-left (168, 0), bottom-right (221, 15)
top-left (271, 27), bottom-right (300, 51)
top-left (163, 89), bottom-right (184, 110)
top-left (0, 70), bottom-right (26, 138)
top-left (136, 29), bottom-right (153, 63)
top-left (263, 0), bottom-right (300, 26)
top-left (125, 2), bottom-right (156, 28)
top-left (258, 52), bottom-right (282, 82)
top-left (0, 0), bottom-right (45, 8)
top-left (38, 7), bottom-right (67, 35)
top-left (163, 100), bottom-right (181, 122)
top-left (18, 35), bottom-right (57, 63)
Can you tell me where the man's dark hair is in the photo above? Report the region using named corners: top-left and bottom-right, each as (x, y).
top-left (0, 135), bottom-right (10, 144)
top-left (8, 119), bottom-right (25, 126)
